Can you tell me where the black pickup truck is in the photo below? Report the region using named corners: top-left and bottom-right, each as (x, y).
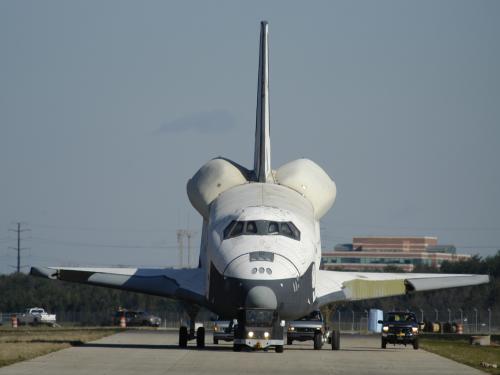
top-left (378, 311), bottom-right (420, 350)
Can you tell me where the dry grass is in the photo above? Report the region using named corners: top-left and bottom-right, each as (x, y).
top-left (420, 337), bottom-right (500, 375)
top-left (0, 327), bottom-right (117, 368)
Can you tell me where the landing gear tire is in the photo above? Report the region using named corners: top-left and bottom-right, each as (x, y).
top-left (331, 330), bottom-right (340, 350)
top-left (196, 327), bottom-right (205, 348)
top-left (179, 326), bottom-right (188, 348)
top-left (412, 338), bottom-right (419, 350)
top-left (275, 345), bottom-right (284, 353)
top-left (233, 344), bottom-right (242, 352)
top-left (287, 338), bottom-right (292, 345)
top-left (381, 338), bottom-right (386, 349)
top-left (313, 332), bottom-right (323, 350)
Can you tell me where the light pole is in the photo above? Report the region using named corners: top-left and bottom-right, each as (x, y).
top-left (488, 308), bottom-right (491, 334)
top-left (434, 309), bottom-right (439, 322)
top-left (473, 308), bottom-right (478, 333)
top-left (419, 308), bottom-right (424, 323)
top-left (447, 308), bottom-right (451, 323)
top-left (351, 310), bottom-right (355, 332)
top-left (458, 308), bottom-right (463, 325)
top-left (365, 310), bottom-right (368, 333)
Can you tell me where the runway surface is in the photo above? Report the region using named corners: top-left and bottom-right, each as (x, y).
top-left (0, 330), bottom-right (485, 375)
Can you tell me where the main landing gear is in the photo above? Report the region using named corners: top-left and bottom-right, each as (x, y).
top-left (178, 323), bottom-right (206, 349)
top-left (178, 304), bottom-right (205, 349)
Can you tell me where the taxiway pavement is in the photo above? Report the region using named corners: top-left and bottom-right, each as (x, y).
top-left (0, 330), bottom-right (485, 375)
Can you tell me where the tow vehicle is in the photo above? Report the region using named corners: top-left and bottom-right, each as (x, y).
top-left (233, 308), bottom-right (285, 352)
top-left (378, 311), bottom-right (420, 349)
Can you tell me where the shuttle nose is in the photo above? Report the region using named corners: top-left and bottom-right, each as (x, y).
top-left (223, 251), bottom-right (299, 279)
top-left (245, 286), bottom-right (277, 309)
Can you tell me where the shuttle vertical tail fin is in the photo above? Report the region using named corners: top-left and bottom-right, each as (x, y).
top-left (254, 21), bottom-right (272, 182)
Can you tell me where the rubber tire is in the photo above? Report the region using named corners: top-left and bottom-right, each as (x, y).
top-left (275, 345), bottom-right (284, 353)
top-left (313, 332), bottom-right (323, 350)
top-left (196, 327), bottom-right (205, 348)
top-left (233, 344), bottom-right (242, 352)
top-left (412, 338), bottom-right (419, 350)
top-left (179, 326), bottom-right (188, 348)
top-left (381, 338), bottom-right (386, 349)
top-left (331, 330), bottom-right (340, 350)
top-left (213, 337), bottom-right (218, 345)
top-left (287, 338), bottom-right (293, 345)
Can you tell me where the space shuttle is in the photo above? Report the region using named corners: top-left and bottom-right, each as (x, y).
top-left (31, 21), bottom-right (488, 343)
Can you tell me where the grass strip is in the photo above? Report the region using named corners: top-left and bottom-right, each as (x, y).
top-left (420, 337), bottom-right (500, 375)
top-left (0, 328), bottom-right (118, 368)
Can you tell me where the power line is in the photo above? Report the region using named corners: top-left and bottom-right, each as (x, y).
top-left (328, 222), bottom-right (500, 232)
top-left (8, 222), bottom-right (30, 273)
top-left (29, 222), bottom-right (180, 233)
top-left (30, 236), bottom-right (180, 250)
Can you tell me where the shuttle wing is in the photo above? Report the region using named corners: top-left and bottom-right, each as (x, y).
top-left (30, 266), bottom-right (206, 306)
top-left (315, 270), bottom-right (489, 307)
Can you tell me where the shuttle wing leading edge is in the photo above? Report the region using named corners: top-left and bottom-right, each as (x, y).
top-left (314, 270), bottom-right (490, 307)
top-left (30, 266), bottom-right (207, 307)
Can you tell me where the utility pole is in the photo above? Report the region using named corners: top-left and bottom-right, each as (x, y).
top-left (9, 222), bottom-right (30, 273)
top-left (186, 231), bottom-right (192, 268)
top-left (176, 229), bottom-right (194, 268)
top-left (177, 230), bottom-right (184, 268)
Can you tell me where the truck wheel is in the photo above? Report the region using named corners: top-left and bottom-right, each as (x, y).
top-left (381, 338), bottom-right (386, 349)
top-left (179, 326), bottom-right (188, 348)
top-left (412, 338), bottom-right (419, 350)
top-left (287, 338), bottom-right (292, 345)
top-left (233, 343), bottom-right (242, 352)
top-left (313, 332), bottom-right (323, 350)
top-left (213, 337), bottom-right (218, 345)
top-left (331, 330), bottom-right (340, 350)
top-left (196, 327), bottom-right (205, 348)
top-left (275, 345), bottom-right (284, 353)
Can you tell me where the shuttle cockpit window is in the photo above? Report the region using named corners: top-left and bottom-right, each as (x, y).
top-left (245, 221), bottom-right (258, 234)
top-left (223, 221), bottom-right (236, 238)
top-left (268, 221), bottom-right (279, 234)
top-left (232, 221), bottom-right (244, 236)
top-left (223, 220), bottom-right (300, 240)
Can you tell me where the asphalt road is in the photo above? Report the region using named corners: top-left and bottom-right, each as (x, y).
top-left (0, 330), bottom-right (485, 375)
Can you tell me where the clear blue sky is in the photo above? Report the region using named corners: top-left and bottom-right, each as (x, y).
top-left (1, 0), bottom-right (499, 273)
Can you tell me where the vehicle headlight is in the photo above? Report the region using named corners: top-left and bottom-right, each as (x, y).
top-left (411, 327), bottom-right (418, 334)
top-left (288, 326), bottom-right (295, 331)
top-left (247, 331), bottom-right (254, 338)
top-left (264, 331), bottom-right (269, 338)
top-left (382, 326), bottom-right (389, 332)
top-left (214, 325), bottom-right (219, 332)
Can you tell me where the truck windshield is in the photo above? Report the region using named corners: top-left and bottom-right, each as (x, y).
top-left (246, 310), bottom-right (274, 326)
top-left (386, 313), bottom-right (416, 322)
top-left (298, 311), bottom-right (322, 321)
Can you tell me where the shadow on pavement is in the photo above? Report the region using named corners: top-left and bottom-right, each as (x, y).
top-left (82, 343), bottom-right (233, 351)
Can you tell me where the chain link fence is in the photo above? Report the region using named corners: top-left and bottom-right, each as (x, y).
top-left (0, 310), bottom-right (216, 329)
top-left (330, 308), bottom-right (499, 334)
